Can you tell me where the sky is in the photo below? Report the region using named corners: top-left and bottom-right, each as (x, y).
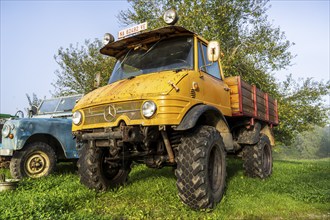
top-left (0, 0), bottom-right (329, 114)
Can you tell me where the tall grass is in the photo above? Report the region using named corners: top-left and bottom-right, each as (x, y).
top-left (0, 158), bottom-right (329, 219)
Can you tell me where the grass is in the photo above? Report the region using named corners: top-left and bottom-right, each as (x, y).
top-left (0, 158), bottom-right (329, 219)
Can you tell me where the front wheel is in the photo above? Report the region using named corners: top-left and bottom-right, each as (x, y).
top-left (175, 126), bottom-right (226, 210)
top-left (242, 134), bottom-right (273, 179)
top-left (10, 142), bottom-right (56, 179)
top-left (77, 142), bottom-right (131, 191)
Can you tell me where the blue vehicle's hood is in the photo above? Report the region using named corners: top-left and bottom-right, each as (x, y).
top-left (3, 118), bottom-right (71, 129)
top-left (12, 118), bottom-right (72, 123)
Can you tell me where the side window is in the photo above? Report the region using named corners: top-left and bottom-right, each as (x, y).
top-left (198, 41), bottom-right (221, 79)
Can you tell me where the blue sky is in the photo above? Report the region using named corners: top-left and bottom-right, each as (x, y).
top-left (1, 0), bottom-right (329, 114)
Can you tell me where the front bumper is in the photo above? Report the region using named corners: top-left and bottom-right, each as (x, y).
top-left (76, 125), bottom-right (144, 143)
top-left (0, 148), bottom-right (14, 156)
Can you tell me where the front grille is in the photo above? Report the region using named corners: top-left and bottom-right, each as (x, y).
top-left (83, 101), bottom-right (143, 125)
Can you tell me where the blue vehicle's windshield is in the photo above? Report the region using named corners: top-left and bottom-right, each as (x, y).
top-left (38, 95), bottom-right (82, 114)
top-left (109, 36), bottom-right (193, 84)
top-left (39, 99), bottom-right (60, 113)
top-left (56, 96), bottom-right (81, 112)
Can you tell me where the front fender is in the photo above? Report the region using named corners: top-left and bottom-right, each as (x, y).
top-left (173, 104), bottom-right (234, 151)
top-left (174, 104), bottom-right (227, 131)
top-left (1, 120), bottom-right (27, 152)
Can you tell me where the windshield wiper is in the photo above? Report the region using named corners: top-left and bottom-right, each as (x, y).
top-left (113, 48), bottom-right (133, 74)
top-left (127, 76), bottom-right (135, 80)
top-left (174, 68), bottom-right (184, 73)
top-left (140, 38), bottom-right (162, 58)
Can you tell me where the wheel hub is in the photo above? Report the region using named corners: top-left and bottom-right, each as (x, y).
top-left (25, 151), bottom-right (50, 177)
top-left (209, 145), bottom-right (222, 192)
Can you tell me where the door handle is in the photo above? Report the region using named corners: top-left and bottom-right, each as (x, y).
top-left (224, 87), bottom-right (230, 92)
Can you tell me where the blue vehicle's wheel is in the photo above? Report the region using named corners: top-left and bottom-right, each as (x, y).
top-left (10, 142), bottom-right (56, 179)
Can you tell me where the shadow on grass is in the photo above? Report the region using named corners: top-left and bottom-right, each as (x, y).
top-left (226, 156), bottom-right (243, 181)
top-left (129, 157), bottom-right (244, 186)
top-left (273, 159), bottom-right (304, 165)
top-left (54, 161), bottom-right (78, 175)
top-left (129, 164), bottom-right (176, 183)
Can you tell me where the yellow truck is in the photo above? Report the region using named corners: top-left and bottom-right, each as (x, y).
top-left (72, 9), bottom-right (278, 210)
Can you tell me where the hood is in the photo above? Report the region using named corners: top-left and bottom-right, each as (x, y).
top-left (74, 71), bottom-right (188, 109)
top-left (4, 118), bottom-right (71, 126)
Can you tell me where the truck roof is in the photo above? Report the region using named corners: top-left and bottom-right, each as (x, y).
top-left (100, 26), bottom-right (195, 58)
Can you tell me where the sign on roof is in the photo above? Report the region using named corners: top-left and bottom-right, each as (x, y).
top-left (118, 22), bottom-right (148, 39)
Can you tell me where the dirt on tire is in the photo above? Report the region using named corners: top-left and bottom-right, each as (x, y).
top-left (77, 143), bottom-right (131, 190)
top-left (175, 125), bottom-right (226, 209)
top-left (242, 134), bottom-right (273, 179)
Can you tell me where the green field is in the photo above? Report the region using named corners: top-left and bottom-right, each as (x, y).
top-left (0, 158), bottom-right (329, 219)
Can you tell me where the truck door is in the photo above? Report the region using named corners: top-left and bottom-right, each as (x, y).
top-left (198, 41), bottom-right (232, 116)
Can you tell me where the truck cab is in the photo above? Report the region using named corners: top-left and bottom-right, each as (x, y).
top-left (73, 26), bottom-right (232, 128)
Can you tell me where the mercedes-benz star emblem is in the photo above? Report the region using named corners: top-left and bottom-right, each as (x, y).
top-left (104, 105), bottom-right (117, 122)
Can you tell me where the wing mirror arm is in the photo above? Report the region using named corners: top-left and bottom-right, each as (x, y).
top-left (29, 105), bottom-right (38, 118)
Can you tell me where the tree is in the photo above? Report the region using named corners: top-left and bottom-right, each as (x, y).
top-left (118, 0), bottom-right (330, 144)
top-left (52, 39), bottom-right (116, 96)
top-left (318, 126), bottom-right (330, 158)
top-left (276, 75), bottom-right (330, 143)
top-left (295, 127), bottom-right (324, 159)
top-left (274, 126), bottom-right (330, 159)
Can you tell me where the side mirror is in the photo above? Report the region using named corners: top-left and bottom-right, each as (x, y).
top-left (29, 105), bottom-right (38, 117)
top-left (207, 41), bottom-right (220, 62)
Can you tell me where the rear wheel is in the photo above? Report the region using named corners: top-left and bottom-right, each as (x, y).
top-left (242, 134), bottom-right (273, 179)
top-left (10, 142), bottom-right (56, 179)
top-left (175, 126), bottom-right (226, 210)
top-left (77, 142), bottom-right (131, 190)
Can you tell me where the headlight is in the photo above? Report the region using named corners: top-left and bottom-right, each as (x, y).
top-left (103, 33), bottom-right (115, 45)
top-left (163, 9), bottom-right (179, 25)
top-left (72, 111), bottom-right (82, 125)
top-left (142, 101), bottom-right (157, 118)
top-left (2, 124), bottom-right (11, 137)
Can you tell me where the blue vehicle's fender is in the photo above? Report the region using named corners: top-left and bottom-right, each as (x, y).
top-left (1, 118), bottom-right (78, 159)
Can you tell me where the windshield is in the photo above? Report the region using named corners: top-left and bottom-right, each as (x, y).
top-left (109, 36), bottom-right (193, 84)
top-left (39, 99), bottom-right (60, 114)
top-left (38, 95), bottom-right (82, 114)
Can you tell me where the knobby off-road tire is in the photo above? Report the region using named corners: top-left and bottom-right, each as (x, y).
top-left (175, 125), bottom-right (226, 210)
top-left (10, 142), bottom-right (56, 179)
top-left (0, 157), bottom-right (10, 169)
top-left (77, 143), bottom-right (131, 191)
top-left (242, 134), bottom-right (273, 179)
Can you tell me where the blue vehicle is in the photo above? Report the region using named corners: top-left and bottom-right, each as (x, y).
top-left (0, 94), bottom-right (82, 179)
